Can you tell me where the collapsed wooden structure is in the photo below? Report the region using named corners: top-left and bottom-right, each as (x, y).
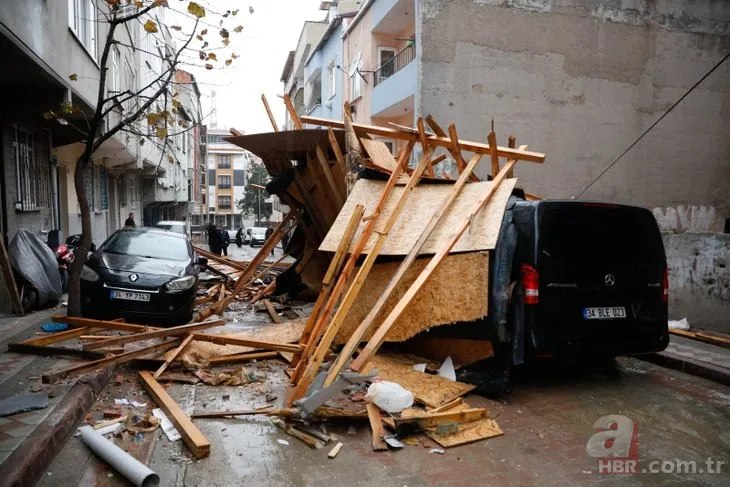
top-left (10, 96), bottom-right (547, 459)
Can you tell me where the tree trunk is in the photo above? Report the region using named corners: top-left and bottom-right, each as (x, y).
top-left (67, 154), bottom-right (93, 317)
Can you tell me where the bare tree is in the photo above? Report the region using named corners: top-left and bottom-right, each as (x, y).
top-left (45, 0), bottom-right (245, 316)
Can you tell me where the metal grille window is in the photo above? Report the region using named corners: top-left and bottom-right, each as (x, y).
top-left (218, 175), bottom-right (231, 189)
top-left (13, 124), bottom-right (51, 212)
top-left (100, 167), bottom-right (109, 210)
top-left (217, 195), bottom-right (231, 209)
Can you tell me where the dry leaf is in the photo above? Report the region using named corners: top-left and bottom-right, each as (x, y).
top-left (156, 127), bottom-right (167, 139)
top-left (234, 26), bottom-right (243, 33)
top-left (205, 63), bottom-right (213, 70)
top-left (187, 1), bottom-right (205, 18)
top-left (69, 73), bottom-right (78, 81)
top-left (143, 20), bottom-right (158, 33)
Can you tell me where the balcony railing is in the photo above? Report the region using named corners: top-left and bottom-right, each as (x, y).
top-left (374, 43), bottom-right (415, 87)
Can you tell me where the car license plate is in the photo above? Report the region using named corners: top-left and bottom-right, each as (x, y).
top-left (583, 307), bottom-right (626, 319)
top-left (109, 290), bottom-right (151, 302)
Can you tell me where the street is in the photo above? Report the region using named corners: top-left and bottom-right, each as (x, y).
top-left (39, 354), bottom-right (729, 486)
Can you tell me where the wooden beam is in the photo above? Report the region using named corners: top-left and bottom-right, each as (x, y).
top-left (291, 204), bottom-right (365, 368)
top-left (288, 143), bottom-right (414, 390)
top-left (283, 95), bottom-right (303, 129)
top-left (8, 342), bottom-right (105, 361)
top-left (0, 235), bottom-right (23, 316)
top-left (261, 94), bottom-right (279, 132)
top-left (52, 316), bottom-right (161, 333)
top-left (291, 142), bottom-right (433, 400)
top-left (246, 253), bottom-right (290, 289)
top-left (447, 124), bottom-right (479, 182)
top-left (430, 153), bottom-right (447, 168)
top-left (417, 117), bottom-right (434, 177)
top-left (208, 351), bottom-right (279, 365)
top-left (139, 371), bottom-right (211, 459)
top-left (300, 115), bottom-right (546, 163)
top-left (22, 326), bottom-right (92, 347)
top-left (315, 143), bottom-right (346, 207)
top-left (328, 127), bottom-right (346, 170)
top-left (324, 151), bottom-right (484, 386)
top-left (350, 158), bottom-right (518, 372)
top-left (328, 442), bottom-right (344, 458)
top-left (194, 247), bottom-right (249, 271)
top-left (262, 300), bottom-right (282, 323)
top-left (271, 418), bottom-right (324, 449)
top-left (487, 127), bottom-right (500, 179)
top-left (366, 402), bottom-right (388, 451)
top-left (191, 333), bottom-right (302, 354)
top-left (84, 319), bottom-right (224, 351)
top-left (42, 340), bottom-right (180, 383)
top-left (153, 334), bottom-right (195, 379)
top-left (428, 398), bottom-right (464, 413)
top-left (250, 280), bottom-right (276, 304)
top-left (506, 135), bottom-right (516, 179)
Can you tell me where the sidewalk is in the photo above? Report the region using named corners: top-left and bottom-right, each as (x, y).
top-left (639, 332), bottom-right (730, 386)
top-left (0, 308), bottom-right (112, 487)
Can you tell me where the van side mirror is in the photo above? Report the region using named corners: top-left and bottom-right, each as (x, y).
top-left (197, 257), bottom-right (208, 267)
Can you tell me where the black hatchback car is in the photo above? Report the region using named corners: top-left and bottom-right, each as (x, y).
top-left (80, 227), bottom-right (207, 325)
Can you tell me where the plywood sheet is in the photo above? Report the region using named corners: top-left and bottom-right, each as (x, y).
top-left (320, 178), bottom-right (517, 255)
top-left (364, 353), bottom-right (475, 408)
top-left (360, 138), bottom-right (398, 171)
top-left (334, 252), bottom-right (488, 345)
top-left (426, 418), bottom-right (503, 448)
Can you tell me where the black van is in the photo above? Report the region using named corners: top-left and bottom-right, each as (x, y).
top-left (511, 200), bottom-right (670, 359)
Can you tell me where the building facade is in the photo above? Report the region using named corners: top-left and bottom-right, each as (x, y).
top-left (206, 129), bottom-right (249, 229)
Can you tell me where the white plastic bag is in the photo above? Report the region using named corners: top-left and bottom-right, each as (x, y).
top-left (668, 317), bottom-right (690, 330)
top-left (365, 381), bottom-right (414, 413)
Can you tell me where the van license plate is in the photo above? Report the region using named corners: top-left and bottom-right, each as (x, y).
top-left (583, 307), bottom-right (626, 319)
top-left (110, 290), bottom-right (151, 302)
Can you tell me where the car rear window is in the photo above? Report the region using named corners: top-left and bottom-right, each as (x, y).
top-left (104, 231), bottom-right (190, 261)
top-left (538, 203), bottom-right (664, 264)
top-left (155, 223), bottom-right (184, 234)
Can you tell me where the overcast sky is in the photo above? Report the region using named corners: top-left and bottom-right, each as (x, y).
top-left (185, 0), bottom-right (326, 134)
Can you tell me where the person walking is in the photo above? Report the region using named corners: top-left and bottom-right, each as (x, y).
top-left (265, 226), bottom-right (274, 256)
top-left (207, 222), bottom-right (222, 255)
top-left (124, 212), bottom-right (136, 227)
top-left (220, 227), bottom-right (230, 256)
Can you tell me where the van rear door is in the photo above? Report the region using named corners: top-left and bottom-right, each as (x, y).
top-left (533, 202), bottom-right (667, 354)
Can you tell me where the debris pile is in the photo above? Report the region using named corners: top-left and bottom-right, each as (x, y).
top-left (10, 100), bottom-right (546, 466)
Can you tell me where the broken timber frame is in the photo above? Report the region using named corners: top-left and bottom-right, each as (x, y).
top-left (83, 319), bottom-right (224, 351)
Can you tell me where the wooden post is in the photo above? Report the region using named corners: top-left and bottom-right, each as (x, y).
top-left (506, 135), bottom-right (516, 179)
top-left (263, 300), bottom-right (282, 323)
top-left (290, 141), bottom-right (434, 402)
top-left (324, 152), bottom-right (484, 386)
top-left (487, 123), bottom-right (500, 179)
top-left (417, 117), bottom-right (434, 177)
top-left (350, 158), bottom-right (519, 372)
top-left (328, 127), bottom-right (346, 171)
top-left (448, 124), bottom-right (480, 182)
top-left (283, 95), bottom-right (303, 129)
top-left (153, 334), bottom-right (195, 379)
top-left (0, 236), bottom-right (23, 315)
top-left (261, 94), bottom-right (279, 132)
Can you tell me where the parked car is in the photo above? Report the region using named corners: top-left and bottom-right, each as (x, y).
top-left (249, 227), bottom-right (268, 247)
top-left (154, 220), bottom-right (189, 237)
top-left (226, 229), bottom-right (237, 241)
top-left (511, 200), bottom-right (669, 360)
top-left (80, 227), bottom-right (207, 326)
top-left (244, 228), bottom-right (252, 244)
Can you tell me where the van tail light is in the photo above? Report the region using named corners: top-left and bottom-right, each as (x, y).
top-left (521, 264), bottom-right (540, 305)
top-left (663, 269), bottom-right (669, 303)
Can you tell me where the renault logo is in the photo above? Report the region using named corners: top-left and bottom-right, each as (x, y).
top-left (604, 274), bottom-right (616, 287)
top-left (129, 274), bottom-right (139, 282)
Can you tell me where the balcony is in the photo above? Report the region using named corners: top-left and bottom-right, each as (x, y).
top-left (371, 43), bottom-right (416, 118)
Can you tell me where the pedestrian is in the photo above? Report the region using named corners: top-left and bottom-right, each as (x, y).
top-left (265, 226), bottom-right (274, 256)
top-left (235, 228), bottom-right (243, 248)
top-left (124, 212), bottom-right (136, 227)
top-left (207, 222), bottom-right (222, 255)
top-left (220, 227), bottom-right (230, 256)
top-left (281, 228), bottom-right (290, 252)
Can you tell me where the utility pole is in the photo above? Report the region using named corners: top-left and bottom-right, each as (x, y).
top-left (250, 183), bottom-right (266, 226)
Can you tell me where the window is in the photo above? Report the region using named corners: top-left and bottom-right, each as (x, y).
top-left (104, 231), bottom-right (189, 261)
top-left (218, 155), bottom-right (231, 169)
top-left (12, 124), bottom-right (51, 212)
top-left (182, 132), bottom-right (188, 154)
top-left (128, 176), bottom-right (137, 209)
top-left (378, 48), bottom-right (396, 81)
top-left (218, 175), bottom-right (231, 189)
top-left (99, 167), bottom-right (109, 210)
top-left (328, 62), bottom-right (336, 99)
top-left (111, 46), bottom-right (121, 95)
top-left (218, 195), bottom-right (232, 209)
top-left (69, 0), bottom-right (98, 60)
top-left (119, 176), bottom-right (126, 207)
top-left (349, 54), bottom-right (361, 99)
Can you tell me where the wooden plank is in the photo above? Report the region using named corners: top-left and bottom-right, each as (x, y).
top-left (288, 143), bottom-right (414, 392)
top-left (271, 418), bottom-right (325, 449)
top-left (139, 371), bottom-right (211, 459)
top-left (194, 247), bottom-right (248, 271)
top-left (208, 351), bottom-right (279, 365)
top-left (283, 95), bottom-right (303, 129)
top-left (417, 117), bottom-right (434, 177)
top-left (351, 158), bottom-right (518, 372)
top-left (670, 328), bottom-right (730, 349)
top-left (84, 319), bottom-right (224, 351)
top-left (290, 141), bottom-right (432, 401)
top-left (261, 94), bottom-right (279, 132)
top-left (290, 204), bottom-right (365, 369)
top-left (324, 151), bottom-right (484, 385)
top-left (366, 402), bottom-right (388, 451)
top-left (8, 342), bottom-right (105, 361)
top-left (315, 142), bottom-right (346, 207)
top-left (328, 127), bottom-right (346, 170)
top-left (0, 235), bottom-right (23, 315)
top-left (506, 135), bottom-right (516, 178)
top-left (393, 408), bottom-right (487, 430)
top-left (250, 280), bottom-right (276, 304)
top-left (153, 334), bottom-right (195, 379)
top-left (192, 333), bottom-right (302, 354)
top-left (487, 128), bottom-right (500, 179)
top-left (426, 418), bottom-right (503, 447)
top-left (428, 398), bottom-right (465, 414)
top-left (42, 340), bottom-right (180, 383)
top-left (300, 115), bottom-right (546, 163)
top-left (328, 442), bottom-right (344, 458)
top-left (52, 316), bottom-right (161, 333)
top-left (263, 300), bottom-right (282, 323)
top-left (448, 124), bottom-right (479, 182)
top-left (22, 327), bottom-right (91, 347)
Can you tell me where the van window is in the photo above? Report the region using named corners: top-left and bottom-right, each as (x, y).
top-left (538, 203), bottom-right (664, 264)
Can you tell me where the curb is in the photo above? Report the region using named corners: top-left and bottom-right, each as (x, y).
top-left (0, 366), bottom-right (114, 487)
top-left (638, 351), bottom-right (730, 387)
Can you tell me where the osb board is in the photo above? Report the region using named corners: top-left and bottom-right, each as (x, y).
top-left (319, 178), bottom-right (517, 255)
top-left (404, 337), bottom-right (494, 368)
top-left (364, 353), bottom-right (475, 408)
top-left (360, 138), bottom-right (398, 171)
top-left (426, 418), bottom-right (503, 448)
top-left (334, 252), bottom-right (488, 345)
top-left (401, 402), bottom-right (472, 418)
top-left (169, 320), bottom-right (305, 365)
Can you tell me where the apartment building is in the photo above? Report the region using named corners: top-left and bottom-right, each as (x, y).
top-left (206, 129), bottom-right (249, 229)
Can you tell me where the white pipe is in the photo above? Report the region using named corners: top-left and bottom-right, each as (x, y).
top-left (79, 426), bottom-right (160, 487)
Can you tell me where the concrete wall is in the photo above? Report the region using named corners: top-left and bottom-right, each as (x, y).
top-left (419, 0), bottom-right (730, 222)
top-left (664, 233), bottom-right (730, 334)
